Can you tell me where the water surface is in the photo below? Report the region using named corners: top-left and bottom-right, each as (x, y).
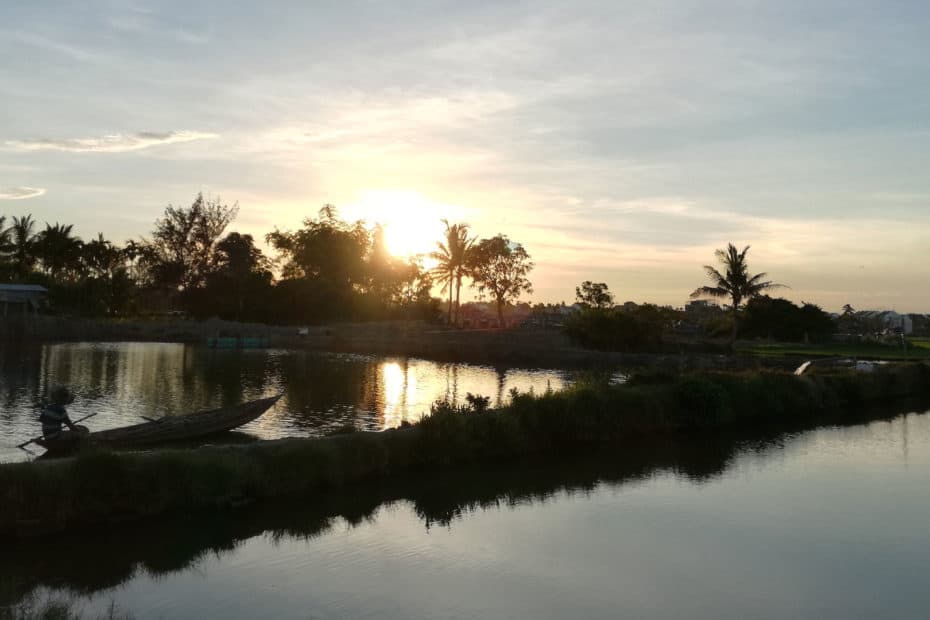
top-left (3, 412), bottom-right (930, 619)
top-left (0, 342), bottom-right (569, 461)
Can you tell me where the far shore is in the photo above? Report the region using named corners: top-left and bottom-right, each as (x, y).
top-left (0, 315), bottom-right (805, 371)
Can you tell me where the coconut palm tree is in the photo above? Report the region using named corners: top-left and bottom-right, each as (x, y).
top-left (0, 215), bottom-right (10, 253)
top-left (430, 220), bottom-right (474, 326)
top-left (691, 243), bottom-right (784, 348)
top-left (34, 222), bottom-right (83, 282)
top-left (0, 216), bottom-right (12, 278)
top-left (10, 214), bottom-right (37, 280)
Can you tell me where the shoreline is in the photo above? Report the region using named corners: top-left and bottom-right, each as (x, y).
top-left (0, 315), bottom-right (795, 371)
top-left (2, 364), bottom-right (928, 540)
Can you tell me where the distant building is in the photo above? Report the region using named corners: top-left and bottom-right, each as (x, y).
top-left (859, 310), bottom-right (913, 335)
top-left (0, 284), bottom-right (48, 317)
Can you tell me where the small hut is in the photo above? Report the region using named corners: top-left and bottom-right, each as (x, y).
top-left (0, 284), bottom-right (48, 317)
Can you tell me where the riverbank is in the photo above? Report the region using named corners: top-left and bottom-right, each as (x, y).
top-left (2, 364), bottom-right (928, 538)
top-left (1, 315), bottom-right (779, 370)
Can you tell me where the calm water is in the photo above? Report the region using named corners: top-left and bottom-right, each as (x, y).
top-left (0, 342), bottom-right (570, 462)
top-left (3, 412), bottom-right (930, 619)
top-left (3, 343), bottom-right (930, 618)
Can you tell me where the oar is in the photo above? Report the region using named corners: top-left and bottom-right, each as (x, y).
top-left (17, 411), bottom-right (100, 450)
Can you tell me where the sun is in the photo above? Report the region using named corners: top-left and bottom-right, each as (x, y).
top-left (344, 189), bottom-right (467, 262)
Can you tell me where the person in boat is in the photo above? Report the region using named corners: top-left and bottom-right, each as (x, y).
top-left (40, 386), bottom-right (85, 440)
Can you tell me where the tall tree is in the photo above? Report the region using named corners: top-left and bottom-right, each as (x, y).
top-left (140, 193), bottom-right (238, 291)
top-left (34, 222), bottom-right (83, 282)
top-left (469, 235), bottom-right (534, 325)
top-left (0, 216), bottom-right (11, 278)
top-left (9, 214), bottom-right (37, 280)
top-left (430, 220), bottom-right (474, 326)
top-left (575, 281), bottom-right (614, 309)
top-left (266, 205), bottom-right (369, 287)
top-left (690, 243), bottom-right (784, 348)
top-left (202, 232), bottom-right (273, 320)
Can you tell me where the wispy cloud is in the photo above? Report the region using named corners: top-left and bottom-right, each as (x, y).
top-left (6, 131), bottom-right (218, 153)
top-left (0, 186), bottom-right (45, 200)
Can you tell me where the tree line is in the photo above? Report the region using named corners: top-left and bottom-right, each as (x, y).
top-left (567, 244), bottom-right (836, 350)
top-left (0, 194), bottom-right (535, 324)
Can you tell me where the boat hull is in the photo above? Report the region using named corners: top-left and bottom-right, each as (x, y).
top-left (36, 394), bottom-right (282, 454)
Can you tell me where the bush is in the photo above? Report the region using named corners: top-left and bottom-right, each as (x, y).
top-left (564, 307), bottom-right (664, 351)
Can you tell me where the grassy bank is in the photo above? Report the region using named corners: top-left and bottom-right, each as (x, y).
top-left (744, 340), bottom-right (930, 361)
top-left (2, 364), bottom-right (928, 538)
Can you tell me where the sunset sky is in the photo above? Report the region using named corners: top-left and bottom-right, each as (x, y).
top-left (2, 1), bottom-right (929, 311)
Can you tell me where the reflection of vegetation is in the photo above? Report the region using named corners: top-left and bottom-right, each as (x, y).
top-left (3, 365), bottom-right (928, 542)
top-left (0, 593), bottom-right (132, 620)
top-left (0, 427), bottom-right (797, 608)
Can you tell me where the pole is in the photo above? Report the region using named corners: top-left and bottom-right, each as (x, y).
top-left (17, 411), bottom-right (99, 450)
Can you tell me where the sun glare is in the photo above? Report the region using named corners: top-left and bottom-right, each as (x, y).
top-left (343, 189), bottom-right (467, 262)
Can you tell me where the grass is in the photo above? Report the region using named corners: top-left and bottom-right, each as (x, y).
top-left (1, 364), bottom-right (929, 538)
top-left (742, 340), bottom-right (930, 361)
top-left (0, 595), bottom-right (131, 620)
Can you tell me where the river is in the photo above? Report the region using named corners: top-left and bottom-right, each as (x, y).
top-left (2, 343), bottom-right (929, 618)
top-left (0, 342), bottom-right (571, 462)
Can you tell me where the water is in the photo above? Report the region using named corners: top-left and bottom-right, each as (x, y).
top-left (0, 342), bottom-right (570, 462)
top-left (3, 343), bottom-right (930, 618)
top-left (3, 412), bottom-right (930, 618)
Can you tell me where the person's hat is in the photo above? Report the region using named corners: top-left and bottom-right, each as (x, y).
top-left (49, 386), bottom-right (75, 405)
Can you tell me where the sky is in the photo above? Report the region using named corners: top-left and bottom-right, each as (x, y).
top-left (2, 0), bottom-right (929, 311)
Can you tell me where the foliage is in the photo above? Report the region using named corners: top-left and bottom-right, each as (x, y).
top-left (184, 232), bottom-right (273, 321)
top-left (33, 223), bottom-right (83, 282)
top-left (138, 193), bottom-right (238, 292)
top-left (265, 206), bottom-right (435, 323)
top-left (564, 305), bottom-right (667, 351)
top-left (429, 220), bottom-right (475, 325)
top-left (469, 235), bottom-right (534, 323)
top-left (575, 281), bottom-right (614, 308)
top-left (691, 243), bottom-right (784, 346)
top-left (740, 295), bottom-right (836, 342)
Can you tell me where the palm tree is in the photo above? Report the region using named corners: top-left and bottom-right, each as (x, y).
top-left (691, 243), bottom-right (784, 348)
top-left (430, 220), bottom-right (474, 326)
top-left (34, 222), bottom-right (83, 282)
top-left (10, 214), bottom-right (37, 280)
top-left (0, 216), bottom-right (12, 278)
top-left (0, 215), bottom-right (11, 253)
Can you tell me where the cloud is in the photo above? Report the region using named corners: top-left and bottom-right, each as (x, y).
top-left (0, 186), bottom-right (45, 200)
top-left (6, 131), bottom-right (218, 153)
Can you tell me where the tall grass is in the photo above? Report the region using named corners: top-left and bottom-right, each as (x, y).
top-left (2, 364), bottom-right (928, 538)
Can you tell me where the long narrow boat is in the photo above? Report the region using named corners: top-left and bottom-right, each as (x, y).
top-left (36, 394), bottom-right (283, 454)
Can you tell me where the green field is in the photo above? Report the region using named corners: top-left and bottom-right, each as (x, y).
top-left (743, 339), bottom-right (930, 361)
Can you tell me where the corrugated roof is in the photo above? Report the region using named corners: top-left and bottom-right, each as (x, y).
top-left (0, 284), bottom-right (49, 293)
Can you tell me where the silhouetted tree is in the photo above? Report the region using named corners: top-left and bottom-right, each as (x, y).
top-left (34, 222), bottom-right (83, 282)
top-left (575, 281), bottom-right (614, 308)
top-left (139, 193), bottom-right (238, 292)
top-left (430, 220), bottom-right (475, 326)
top-left (266, 205), bottom-right (372, 322)
top-left (9, 214), bottom-right (37, 280)
top-left (690, 244), bottom-right (784, 348)
top-left (194, 232), bottom-right (273, 320)
top-left (470, 235), bottom-right (534, 325)
top-left (741, 296), bottom-right (835, 343)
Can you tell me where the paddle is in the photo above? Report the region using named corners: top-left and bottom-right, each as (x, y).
top-left (17, 411), bottom-right (99, 450)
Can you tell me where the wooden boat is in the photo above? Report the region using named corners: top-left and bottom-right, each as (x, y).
top-left (36, 394), bottom-right (283, 454)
